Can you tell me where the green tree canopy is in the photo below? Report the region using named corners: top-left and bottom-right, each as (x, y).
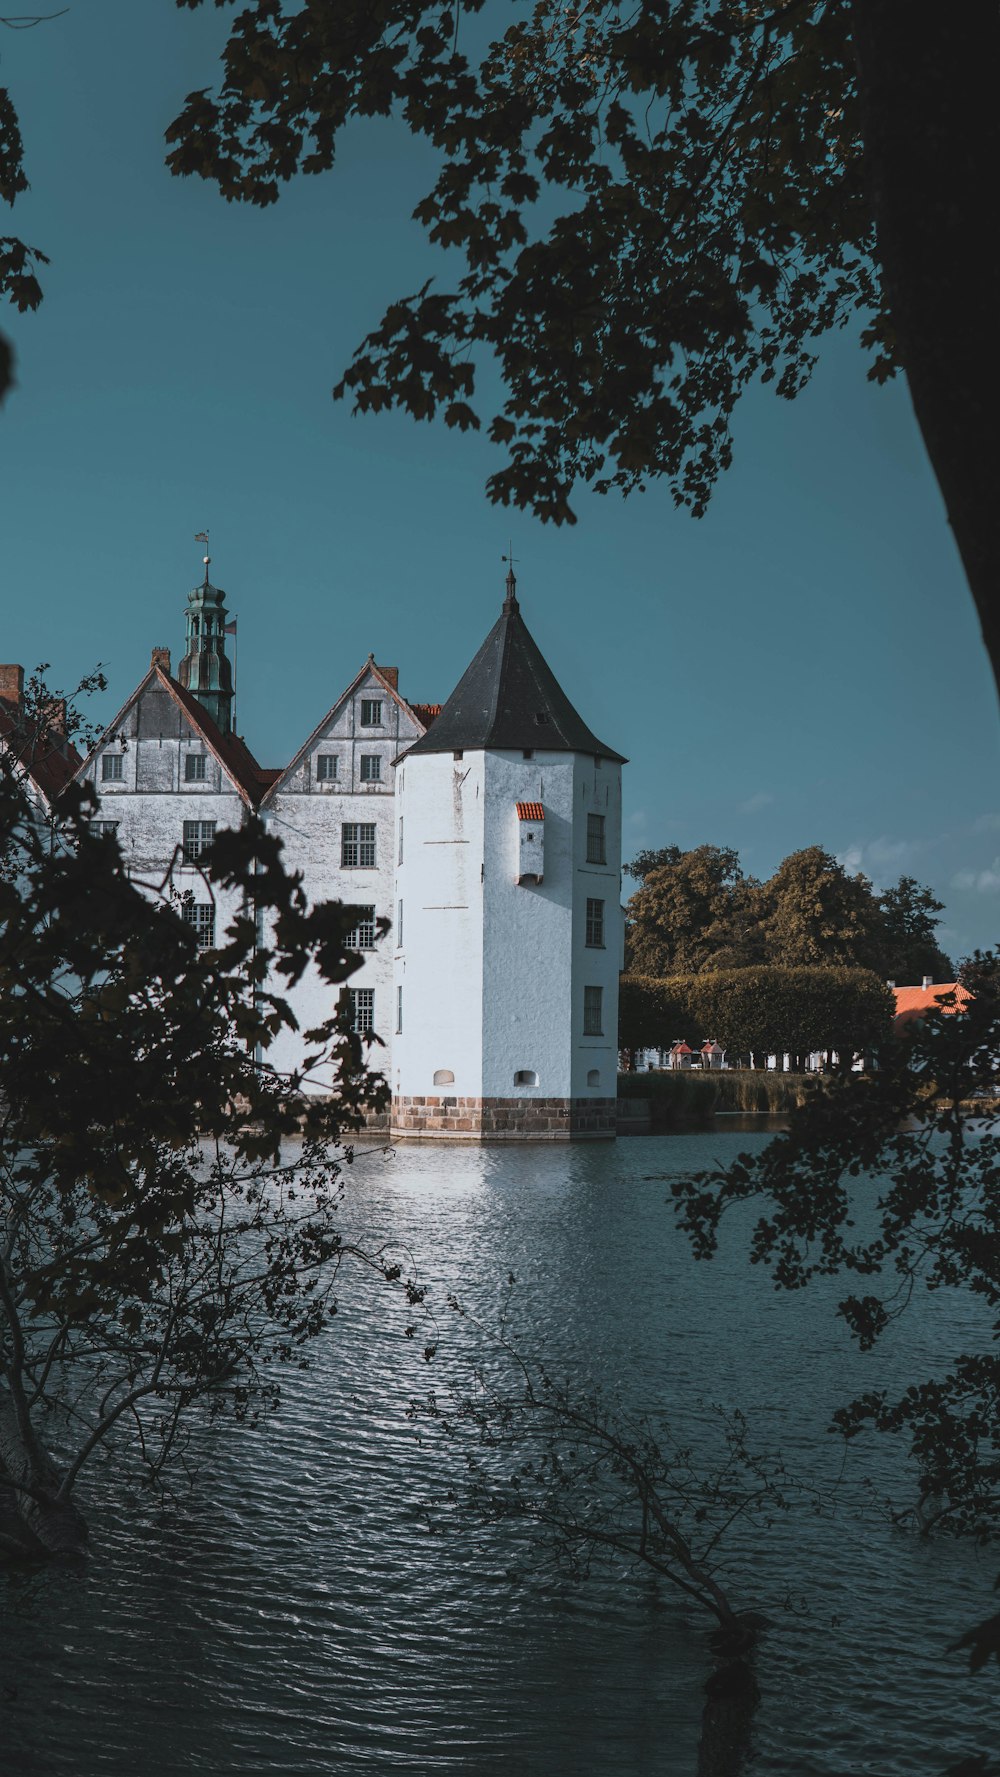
top-left (756, 844), bottom-right (885, 970)
top-left (0, 685), bottom-right (410, 1559)
top-left (877, 874), bottom-right (953, 984)
top-left (619, 965), bottom-right (893, 1060)
top-left (159, 0), bottom-right (998, 694)
top-left (625, 843), bottom-right (756, 976)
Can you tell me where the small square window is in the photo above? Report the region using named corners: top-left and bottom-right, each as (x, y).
top-left (184, 753), bottom-right (207, 782)
top-left (350, 987), bottom-right (375, 1033)
top-left (360, 699), bottom-right (382, 727)
top-left (586, 813), bottom-right (606, 865)
top-left (342, 823), bottom-right (376, 868)
top-left (182, 820), bottom-right (216, 862)
top-left (583, 985), bottom-right (603, 1036)
top-left (360, 754), bottom-right (381, 783)
top-left (101, 753), bottom-right (124, 782)
top-left (316, 753), bottom-right (338, 781)
top-left (345, 905), bottom-right (376, 950)
top-left (182, 901), bottom-right (216, 949)
top-left (585, 898), bottom-right (605, 947)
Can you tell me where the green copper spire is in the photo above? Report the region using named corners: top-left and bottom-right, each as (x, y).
top-left (177, 550), bottom-right (234, 733)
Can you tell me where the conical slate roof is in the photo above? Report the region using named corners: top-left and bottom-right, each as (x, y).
top-left (406, 575), bottom-right (626, 762)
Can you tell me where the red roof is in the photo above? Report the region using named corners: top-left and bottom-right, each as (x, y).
top-left (893, 982), bottom-right (972, 1028)
top-left (0, 698), bottom-right (83, 805)
top-left (163, 674), bottom-right (276, 806)
top-left (516, 802), bottom-right (545, 821)
top-left (671, 1041), bottom-right (693, 1055)
top-left (410, 703), bottom-right (441, 727)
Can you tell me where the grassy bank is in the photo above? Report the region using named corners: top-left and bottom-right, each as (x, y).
top-left (618, 1069), bottom-right (816, 1128)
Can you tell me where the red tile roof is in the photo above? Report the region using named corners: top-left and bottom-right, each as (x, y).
top-left (410, 703), bottom-right (441, 727)
top-left (516, 802), bottom-right (545, 821)
top-left (163, 673), bottom-right (276, 806)
top-left (0, 698), bottom-right (83, 804)
top-left (893, 982), bottom-right (972, 1027)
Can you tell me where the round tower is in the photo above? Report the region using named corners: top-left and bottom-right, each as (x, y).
top-left (391, 571), bottom-right (625, 1141)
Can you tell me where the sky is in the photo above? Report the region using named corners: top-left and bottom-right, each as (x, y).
top-left (2, 0), bottom-right (998, 962)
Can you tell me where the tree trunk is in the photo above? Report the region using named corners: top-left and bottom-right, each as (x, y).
top-left (0, 1393), bottom-right (88, 1559)
top-left (852, 1), bottom-right (1000, 705)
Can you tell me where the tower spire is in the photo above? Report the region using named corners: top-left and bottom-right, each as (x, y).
top-left (502, 543), bottom-right (519, 611)
top-left (178, 534), bottom-right (234, 733)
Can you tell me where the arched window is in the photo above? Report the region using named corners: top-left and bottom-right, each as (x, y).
top-left (587, 1069), bottom-right (601, 1087)
top-left (433, 1069), bottom-right (455, 1086)
top-left (514, 1069), bottom-right (539, 1087)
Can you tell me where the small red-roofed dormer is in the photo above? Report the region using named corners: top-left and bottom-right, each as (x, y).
top-left (516, 802), bottom-right (544, 883)
top-left (701, 1039), bottom-right (726, 1071)
top-left (669, 1040), bottom-right (694, 1070)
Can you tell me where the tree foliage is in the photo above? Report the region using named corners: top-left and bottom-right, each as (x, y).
top-left (163, 1), bottom-right (999, 692)
top-left (670, 973), bottom-right (1000, 1537)
top-left (620, 964), bottom-right (893, 1059)
top-left (626, 841), bottom-right (949, 983)
top-left (0, 689), bottom-right (410, 1559)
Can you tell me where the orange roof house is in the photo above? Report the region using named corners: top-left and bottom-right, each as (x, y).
top-left (892, 979), bottom-right (972, 1031)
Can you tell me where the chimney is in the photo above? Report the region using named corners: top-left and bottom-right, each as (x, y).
top-left (886, 980), bottom-right (895, 990)
top-left (43, 698), bottom-right (66, 735)
top-left (151, 646), bottom-right (171, 673)
top-left (922, 975), bottom-right (934, 990)
top-left (376, 665), bottom-right (399, 691)
top-left (0, 664), bottom-right (24, 706)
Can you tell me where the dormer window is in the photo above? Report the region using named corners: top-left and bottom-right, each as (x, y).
top-left (360, 699), bottom-right (382, 727)
top-left (516, 802), bottom-right (544, 883)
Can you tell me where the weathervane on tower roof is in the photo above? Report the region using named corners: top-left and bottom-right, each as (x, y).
top-left (194, 529), bottom-right (210, 586)
top-left (501, 541), bottom-right (519, 610)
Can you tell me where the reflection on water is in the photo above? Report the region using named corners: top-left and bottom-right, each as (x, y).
top-left (1, 1134), bottom-right (994, 1775)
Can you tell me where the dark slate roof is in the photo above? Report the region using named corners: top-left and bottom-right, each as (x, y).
top-left (404, 579), bottom-right (626, 762)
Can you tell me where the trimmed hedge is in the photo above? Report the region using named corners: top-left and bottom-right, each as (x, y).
top-left (619, 966), bottom-right (894, 1059)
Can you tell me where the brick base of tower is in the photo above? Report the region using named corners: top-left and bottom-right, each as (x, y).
top-left (390, 1096), bottom-right (617, 1141)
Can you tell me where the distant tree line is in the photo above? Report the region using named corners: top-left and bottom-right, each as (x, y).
top-left (624, 844), bottom-right (953, 986)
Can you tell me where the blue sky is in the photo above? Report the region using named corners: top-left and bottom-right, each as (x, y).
top-left (3, 1), bottom-right (998, 960)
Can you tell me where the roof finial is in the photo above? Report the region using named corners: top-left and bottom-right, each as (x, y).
top-left (194, 529), bottom-right (210, 586)
top-left (502, 542), bottom-right (519, 611)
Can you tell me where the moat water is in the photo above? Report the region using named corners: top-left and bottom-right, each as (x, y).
top-left (1, 1134), bottom-right (995, 1775)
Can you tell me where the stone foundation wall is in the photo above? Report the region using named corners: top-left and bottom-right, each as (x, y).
top-left (390, 1096), bottom-right (617, 1141)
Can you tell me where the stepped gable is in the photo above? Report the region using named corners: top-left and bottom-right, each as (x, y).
top-left (404, 571), bottom-right (626, 762)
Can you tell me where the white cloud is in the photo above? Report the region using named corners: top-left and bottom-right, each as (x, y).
top-left (625, 808), bottom-right (647, 831)
top-left (837, 835), bottom-right (925, 887)
top-left (974, 812), bottom-right (1000, 834)
top-left (739, 791), bottom-right (773, 816)
top-left (951, 859), bottom-right (1000, 894)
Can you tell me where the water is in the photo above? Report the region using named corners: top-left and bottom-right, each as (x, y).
top-left (2, 1134), bottom-right (996, 1775)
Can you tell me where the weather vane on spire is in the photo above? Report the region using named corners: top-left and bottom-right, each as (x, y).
top-left (194, 530), bottom-right (210, 584)
top-left (502, 541), bottom-right (519, 607)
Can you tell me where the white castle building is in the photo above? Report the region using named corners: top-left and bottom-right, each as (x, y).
top-left (5, 563), bottom-right (626, 1141)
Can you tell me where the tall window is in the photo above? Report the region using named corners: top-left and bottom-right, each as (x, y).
top-left (182, 902), bottom-right (216, 949)
top-left (397, 898), bottom-right (403, 947)
top-left (342, 823), bottom-right (376, 868)
top-left (360, 754), bottom-right (381, 783)
top-left (586, 813), bottom-right (606, 864)
top-left (585, 898), bottom-right (605, 947)
top-left (360, 699), bottom-right (382, 727)
top-left (316, 753), bottom-right (338, 781)
top-left (398, 817), bottom-right (404, 864)
top-left (183, 820), bottom-right (216, 862)
top-left (350, 987), bottom-right (375, 1033)
top-left (101, 753), bottom-right (123, 782)
top-left (345, 905), bottom-right (376, 950)
top-left (583, 985), bottom-right (603, 1035)
top-left (184, 753), bottom-right (207, 782)
top-left (396, 985), bottom-right (403, 1033)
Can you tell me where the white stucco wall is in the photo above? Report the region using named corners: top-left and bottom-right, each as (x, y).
top-left (392, 750), bottom-right (486, 1100)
